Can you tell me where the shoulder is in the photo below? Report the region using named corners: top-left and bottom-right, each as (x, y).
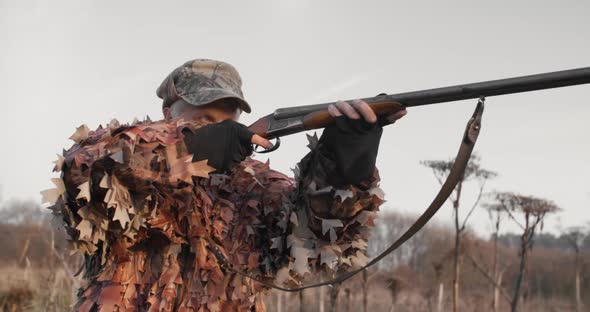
top-left (62, 118), bottom-right (204, 168)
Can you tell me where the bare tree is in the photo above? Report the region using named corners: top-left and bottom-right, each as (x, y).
top-left (369, 212), bottom-right (421, 271)
top-left (492, 192), bottom-right (560, 312)
top-left (318, 286), bottom-right (324, 312)
top-left (299, 290), bottom-right (304, 312)
top-left (484, 202), bottom-right (507, 312)
top-left (275, 291), bottom-right (283, 312)
top-left (344, 288), bottom-right (352, 312)
top-left (431, 248), bottom-right (453, 312)
top-left (386, 276), bottom-right (405, 312)
top-left (433, 262), bottom-right (445, 312)
top-left (0, 199), bottom-right (48, 225)
top-left (328, 283), bottom-right (341, 312)
top-left (464, 249), bottom-right (511, 304)
top-left (422, 154), bottom-right (497, 312)
top-left (362, 269), bottom-right (368, 312)
top-left (562, 226), bottom-right (587, 312)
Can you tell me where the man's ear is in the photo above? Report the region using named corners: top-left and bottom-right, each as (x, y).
top-left (233, 109), bottom-right (242, 121)
top-left (163, 106), bottom-right (172, 120)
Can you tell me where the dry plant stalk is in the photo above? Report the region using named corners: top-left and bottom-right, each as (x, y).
top-left (422, 154), bottom-right (497, 312)
top-left (492, 192), bottom-right (560, 312)
top-left (562, 226), bottom-right (587, 312)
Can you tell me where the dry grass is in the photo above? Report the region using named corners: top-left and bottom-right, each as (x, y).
top-left (0, 265), bottom-right (581, 312)
top-left (0, 265), bottom-right (76, 312)
top-left (0, 207), bottom-right (585, 311)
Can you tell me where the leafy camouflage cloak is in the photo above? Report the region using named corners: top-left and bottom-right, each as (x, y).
top-left (43, 117), bottom-right (384, 311)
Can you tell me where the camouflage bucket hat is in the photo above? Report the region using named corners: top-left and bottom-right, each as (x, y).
top-left (157, 59), bottom-right (252, 113)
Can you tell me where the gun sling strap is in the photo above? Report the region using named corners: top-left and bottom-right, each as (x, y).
top-left (208, 98), bottom-right (486, 292)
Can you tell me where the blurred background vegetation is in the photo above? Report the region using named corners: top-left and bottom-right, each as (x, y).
top-left (0, 197), bottom-right (587, 311)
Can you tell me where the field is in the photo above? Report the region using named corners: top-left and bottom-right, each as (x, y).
top-left (0, 204), bottom-right (587, 312)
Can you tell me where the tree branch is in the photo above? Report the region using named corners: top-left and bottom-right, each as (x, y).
top-left (499, 202), bottom-right (525, 231)
top-left (431, 168), bottom-right (445, 186)
top-left (460, 179), bottom-right (488, 231)
top-left (464, 252), bottom-right (512, 303)
top-left (40, 235), bottom-right (77, 280)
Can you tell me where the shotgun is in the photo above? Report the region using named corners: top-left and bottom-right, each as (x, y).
top-left (248, 67), bottom-right (590, 151)
top-left (226, 67), bottom-right (590, 290)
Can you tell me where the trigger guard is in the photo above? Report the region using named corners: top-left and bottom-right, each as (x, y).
top-left (254, 137), bottom-right (280, 154)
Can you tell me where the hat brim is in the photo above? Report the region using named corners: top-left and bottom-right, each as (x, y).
top-left (180, 88), bottom-right (251, 113)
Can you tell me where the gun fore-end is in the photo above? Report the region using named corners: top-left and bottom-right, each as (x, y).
top-left (248, 101), bottom-right (404, 141)
top-left (301, 100), bottom-right (405, 131)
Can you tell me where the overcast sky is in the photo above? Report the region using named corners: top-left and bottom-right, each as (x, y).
top-left (1, 0), bottom-right (588, 236)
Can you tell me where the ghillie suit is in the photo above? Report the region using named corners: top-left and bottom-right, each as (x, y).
top-left (43, 117), bottom-right (384, 311)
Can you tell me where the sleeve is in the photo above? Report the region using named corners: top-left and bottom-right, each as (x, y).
top-left (44, 119), bottom-right (210, 278)
top-left (261, 133), bottom-right (385, 288)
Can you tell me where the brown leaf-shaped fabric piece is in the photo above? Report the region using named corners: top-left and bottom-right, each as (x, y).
top-left (49, 118), bottom-right (384, 311)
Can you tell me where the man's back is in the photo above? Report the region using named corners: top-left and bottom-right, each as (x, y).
top-left (48, 117), bottom-right (383, 311)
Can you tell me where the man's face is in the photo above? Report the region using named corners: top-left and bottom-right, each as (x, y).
top-left (164, 98), bottom-right (241, 124)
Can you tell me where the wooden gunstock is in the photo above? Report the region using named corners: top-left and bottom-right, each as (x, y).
top-left (247, 114), bottom-right (272, 138)
top-left (302, 101), bottom-right (405, 131)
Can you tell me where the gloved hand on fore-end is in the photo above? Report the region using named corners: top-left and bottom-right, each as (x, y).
top-left (319, 99), bottom-right (407, 186)
top-left (183, 119), bottom-right (272, 173)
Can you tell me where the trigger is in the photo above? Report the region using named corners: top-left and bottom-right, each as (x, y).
top-left (254, 137), bottom-right (281, 154)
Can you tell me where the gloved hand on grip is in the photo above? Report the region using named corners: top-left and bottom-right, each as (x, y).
top-left (320, 100), bottom-right (407, 186)
top-left (183, 119), bottom-right (272, 173)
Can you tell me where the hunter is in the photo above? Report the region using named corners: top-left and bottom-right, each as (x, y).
top-left (49, 59), bottom-right (406, 311)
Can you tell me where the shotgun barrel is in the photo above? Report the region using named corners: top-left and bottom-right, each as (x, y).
top-left (273, 67), bottom-right (590, 120)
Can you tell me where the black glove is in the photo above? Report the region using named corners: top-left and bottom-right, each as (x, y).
top-left (319, 116), bottom-right (383, 186)
top-left (183, 119), bottom-right (254, 173)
